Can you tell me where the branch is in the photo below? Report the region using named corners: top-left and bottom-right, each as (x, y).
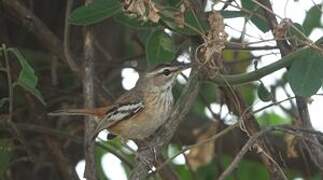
top-left (2, 0), bottom-right (80, 72)
top-left (64, 0), bottom-right (80, 73)
top-left (212, 47), bottom-right (307, 85)
top-left (225, 43), bottom-right (278, 51)
top-left (45, 136), bottom-right (80, 180)
top-left (218, 127), bottom-right (274, 180)
top-left (220, 86), bottom-right (288, 179)
top-left (0, 122), bottom-right (134, 169)
top-left (2, 0), bottom-right (114, 102)
top-left (255, 0), bottom-right (323, 171)
top-left (82, 6), bottom-right (97, 180)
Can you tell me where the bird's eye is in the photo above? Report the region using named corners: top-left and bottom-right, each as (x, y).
top-left (162, 69), bottom-right (171, 76)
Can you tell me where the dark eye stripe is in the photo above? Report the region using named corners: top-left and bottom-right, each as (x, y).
top-left (162, 69), bottom-right (171, 76)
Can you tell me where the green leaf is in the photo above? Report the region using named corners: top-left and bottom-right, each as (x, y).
top-left (220, 10), bottom-right (246, 19)
top-left (69, 0), bottom-right (122, 25)
top-left (95, 146), bottom-right (109, 180)
top-left (200, 82), bottom-right (217, 102)
top-left (0, 139), bottom-right (12, 179)
top-left (303, 4), bottom-right (322, 36)
top-left (0, 98), bottom-right (8, 109)
top-left (160, 8), bottom-right (208, 35)
top-left (145, 30), bottom-right (175, 65)
top-left (257, 82), bottom-right (272, 102)
top-left (114, 13), bottom-right (158, 30)
top-left (196, 160), bottom-right (217, 180)
top-left (236, 157), bottom-right (269, 180)
top-left (221, 155), bottom-right (269, 180)
top-left (238, 84), bottom-right (256, 106)
top-left (222, 48), bottom-right (252, 73)
top-left (7, 48), bottom-right (46, 105)
top-left (287, 48), bottom-right (323, 96)
top-left (241, 0), bottom-right (270, 32)
top-left (175, 165), bottom-right (193, 180)
top-left (184, 9), bottom-right (208, 34)
top-left (287, 23), bottom-right (307, 47)
top-left (257, 113), bottom-right (291, 127)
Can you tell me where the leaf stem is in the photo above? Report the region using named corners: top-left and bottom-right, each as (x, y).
top-left (212, 47), bottom-right (307, 85)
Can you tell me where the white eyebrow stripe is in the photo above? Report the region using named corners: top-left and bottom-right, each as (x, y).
top-left (157, 67), bottom-right (173, 73)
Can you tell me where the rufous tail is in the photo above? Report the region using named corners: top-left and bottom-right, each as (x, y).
top-left (48, 109), bottom-right (97, 117)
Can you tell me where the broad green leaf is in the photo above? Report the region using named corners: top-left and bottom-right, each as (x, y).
top-left (257, 82), bottom-right (272, 102)
top-left (160, 8), bottom-right (208, 35)
top-left (287, 23), bottom-right (307, 47)
top-left (175, 165), bottom-right (193, 180)
top-left (69, 0), bottom-right (122, 25)
top-left (238, 84), bottom-right (256, 106)
top-left (303, 4), bottom-right (322, 36)
top-left (222, 48), bottom-right (252, 73)
top-left (236, 157), bottom-right (269, 180)
top-left (164, 0), bottom-right (182, 7)
top-left (220, 10), bottom-right (246, 19)
top-left (196, 160), bottom-right (217, 180)
top-left (0, 98), bottom-right (8, 109)
top-left (184, 9), bottom-right (208, 34)
top-left (257, 113), bottom-right (291, 127)
top-left (241, 0), bottom-right (270, 32)
top-left (7, 48), bottom-right (46, 105)
top-left (114, 13), bottom-right (158, 29)
top-left (145, 30), bottom-right (175, 65)
top-left (0, 139), bottom-right (12, 179)
top-left (95, 147), bottom-right (109, 180)
top-left (221, 155), bottom-right (269, 180)
top-left (287, 48), bottom-right (323, 96)
top-left (200, 82), bottom-right (217, 103)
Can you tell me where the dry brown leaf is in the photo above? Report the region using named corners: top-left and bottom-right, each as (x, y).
top-left (187, 122), bottom-right (219, 170)
top-left (174, 4), bottom-right (186, 28)
top-left (197, 11), bottom-right (227, 79)
top-left (147, 2), bottom-right (160, 23)
top-left (285, 133), bottom-right (298, 158)
top-left (124, 0), bottom-right (160, 23)
top-left (273, 18), bottom-right (292, 40)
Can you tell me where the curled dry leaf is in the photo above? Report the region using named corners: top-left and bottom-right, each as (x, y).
top-left (174, 4), bottom-right (186, 28)
top-left (273, 18), bottom-right (293, 40)
top-left (285, 133), bottom-right (298, 158)
top-left (187, 122), bottom-right (219, 170)
top-left (147, 2), bottom-right (160, 23)
top-left (197, 11), bottom-right (227, 79)
top-left (124, 0), bottom-right (160, 23)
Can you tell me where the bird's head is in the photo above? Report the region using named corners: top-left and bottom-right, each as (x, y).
top-left (138, 63), bottom-right (190, 92)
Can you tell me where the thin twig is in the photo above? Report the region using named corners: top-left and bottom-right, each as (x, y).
top-left (157, 123), bottom-right (239, 171)
top-left (64, 0), bottom-right (80, 73)
top-left (218, 127), bottom-right (275, 180)
top-left (2, 44), bottom-right (35, 160)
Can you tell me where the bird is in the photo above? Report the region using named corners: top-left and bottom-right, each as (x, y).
top-left (48, 63), bottom-right (190, 140)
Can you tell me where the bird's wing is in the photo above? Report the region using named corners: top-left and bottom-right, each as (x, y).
top-left (90, 90), bottom-right (144, 139)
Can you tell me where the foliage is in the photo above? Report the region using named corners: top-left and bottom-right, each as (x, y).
top-left (1, 0), bottom-right (323, 180)
top-left (287, 47), bottom-right (323, 97)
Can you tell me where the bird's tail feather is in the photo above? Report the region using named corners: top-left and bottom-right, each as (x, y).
top-left (48, 109), bottom-right (97, 117)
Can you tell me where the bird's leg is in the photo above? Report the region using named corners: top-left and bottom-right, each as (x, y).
top-left (106, 133), bottom-right (117, 140)
top-left (135, 140), bottom-right (157, 171)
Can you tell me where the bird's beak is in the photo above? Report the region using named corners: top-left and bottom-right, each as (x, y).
top-left (175, 63), bottom-right (191, 73)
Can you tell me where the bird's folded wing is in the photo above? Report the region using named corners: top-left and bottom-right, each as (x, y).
top-left (90, 90), bottom-right (144, 139)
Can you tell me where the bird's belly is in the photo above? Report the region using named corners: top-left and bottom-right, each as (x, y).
top-left (109, 103), bottom-right (172, 140)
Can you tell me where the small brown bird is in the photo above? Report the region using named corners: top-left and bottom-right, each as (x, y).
top-left (49, 63), bottom-right (189, 140)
